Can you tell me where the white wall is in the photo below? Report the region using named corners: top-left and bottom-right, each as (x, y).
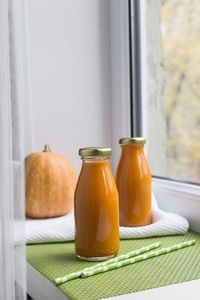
top-left (27, 0), bottom-right (112, 175)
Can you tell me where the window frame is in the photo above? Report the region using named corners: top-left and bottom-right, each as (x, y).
top-left (129, 0), bottom-right (200, 225)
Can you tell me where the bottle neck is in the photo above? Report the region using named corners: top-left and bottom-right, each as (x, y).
top-left (81, 156), bottom-right (110, 163)
top-left (121, 144), bottom-right (144, 155)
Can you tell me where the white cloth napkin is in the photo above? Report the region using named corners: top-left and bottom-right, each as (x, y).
top-left (16, 193), bottom-right (189, 245)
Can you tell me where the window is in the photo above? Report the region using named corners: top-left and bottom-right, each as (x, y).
top-left (131, 0), bottom-right (200, 184)
top-left (161, 0), bottom-right (200, 183)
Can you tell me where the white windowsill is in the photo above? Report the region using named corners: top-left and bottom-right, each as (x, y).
top-left (152, 177), bottom-right (200, 233)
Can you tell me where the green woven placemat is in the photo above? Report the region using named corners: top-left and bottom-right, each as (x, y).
top-left (26, 231), bottom-right (200, 300)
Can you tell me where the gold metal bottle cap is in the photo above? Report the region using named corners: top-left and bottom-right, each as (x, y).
top-left (119, 137), bottom-right (146, 145)
top-left (79, 147), bottom-right (112, 157)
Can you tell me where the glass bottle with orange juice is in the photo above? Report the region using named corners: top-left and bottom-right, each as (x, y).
top-left (74, 147), bottom-right (119, 261)
top-left (115, 138), bottom-right (152, 227)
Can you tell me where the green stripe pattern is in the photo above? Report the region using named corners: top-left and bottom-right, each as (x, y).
top-left (81, 240), bottom-right (196, 279)
top-left (53, 242), bottom-right (161, 285)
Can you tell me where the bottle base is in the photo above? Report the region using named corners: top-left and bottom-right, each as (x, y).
top-left (77, 253), bottom-right (117, 262)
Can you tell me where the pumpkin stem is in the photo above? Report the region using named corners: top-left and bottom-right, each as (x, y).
top-left (43, 144), bottom-right (51, 152)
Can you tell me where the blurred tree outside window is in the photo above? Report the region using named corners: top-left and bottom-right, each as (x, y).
top-left (161, 0), bottom-right (200, 183)
top-left (146, 0), bottom-right (200, 183)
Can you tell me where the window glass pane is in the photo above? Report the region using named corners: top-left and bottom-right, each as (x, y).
top-left (146, 0), bottom-right (200, 183)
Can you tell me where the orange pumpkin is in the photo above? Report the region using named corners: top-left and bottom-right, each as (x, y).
top-left (25, 145), bottom-right (77, 218)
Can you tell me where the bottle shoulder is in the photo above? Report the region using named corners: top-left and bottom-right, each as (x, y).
top-left (75, 162), bottom-right (118, 200)
top-left (115, 152), bottom-right (151, 180)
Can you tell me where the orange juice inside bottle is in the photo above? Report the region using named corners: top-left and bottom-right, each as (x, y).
top-left (74, 147), bottom-right (119, 261)
top-left (115, 138), bottom-right (152, 227)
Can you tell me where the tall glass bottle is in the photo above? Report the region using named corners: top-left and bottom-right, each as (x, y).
top-left (115, 138), bottom-right (152, 227)
top-left (75, 147), bottom-right (119, 261)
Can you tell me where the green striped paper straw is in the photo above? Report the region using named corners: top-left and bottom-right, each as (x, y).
top-left (83, 242), bottom-right (161, 271)
top-left (81, 240), bottom-right (196, 279)
top-left (53, 242), bottom-right (161, 286)
top-left (53, 271), bottom-right (82, 286)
